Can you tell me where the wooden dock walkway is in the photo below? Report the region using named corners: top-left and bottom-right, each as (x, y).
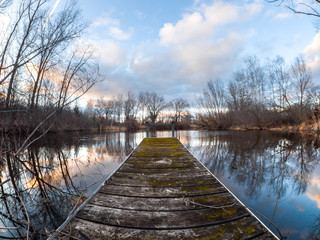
top-left (56, 138), bottom-right (277, 239)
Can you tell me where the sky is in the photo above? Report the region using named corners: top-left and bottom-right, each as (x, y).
top-left (72, 0), bottom-right (320, 102)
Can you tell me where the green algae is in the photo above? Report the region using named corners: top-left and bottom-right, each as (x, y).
top-left (243, 224), bottom-right (257, 235)
top-left (133, 138), bottom-right (186, 158)
top-left (202, 207), bottom-right (238, 221)
top-left (192, 195), bottom-right (232, 205)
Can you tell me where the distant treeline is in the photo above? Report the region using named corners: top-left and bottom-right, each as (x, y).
top-left (196, 55), bottom-right (320, 131)
top-left (3, 53), bottom-right (320, 133)
top-left (84, 91), bottom-right (192, 131)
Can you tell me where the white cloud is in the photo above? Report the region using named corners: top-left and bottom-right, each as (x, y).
top-left (0, 12), bottom-right (11, 30)
top-left (153, 1), bottom-right (261, 88)
top-left (90, 16), bottom-right (133, 41)
top-left (91, 17), bottom-right (119, 28)
top-left (134, 10), bottom-right (145, 20)
top-left (109, 26), bottom-right (133, 41)
top-left (168, 32), bottom-right (244, 84)
top-left (159, 1), bottom-right (261, 46)
top-left (293, 35), bottom-right (301, 42)
top-left (304, 32), bottom-right (320, 56)
top-left (90, 39), bottom-right (127, 67)
top-left (304, 31), bottom-right (320, 78)
top-left (160, 12), bottom-right (204, 46)
top-left (86, 1), bottom-right (263, 100)
top-left (274, 12), bottom-right (292, 19)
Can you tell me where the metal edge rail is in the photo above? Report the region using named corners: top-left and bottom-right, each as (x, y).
top-left (47, 143), bottom-right (140, 240)
top-left (182, 142), bottom-right (280, 240)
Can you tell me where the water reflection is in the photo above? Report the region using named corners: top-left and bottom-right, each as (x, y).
top-left (187, 130), bottom-right (320, 240)
top-left (0, 131), bottom-right (142, 239)
top-left (1, 130), bottom-right (320, 239)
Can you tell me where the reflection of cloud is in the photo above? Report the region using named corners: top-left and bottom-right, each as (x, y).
top-left (310, 177), bottom-right (320, 186)
top-left (24, 145), bottom-right (123, 190)
top-left (307, 176), bottom-right (320, 208)
top-left (307, 186), bottom-right (320, 208)
top-left (295, 204), bottom-right (305, 212)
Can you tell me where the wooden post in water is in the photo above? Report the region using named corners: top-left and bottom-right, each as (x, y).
top-left (145, 122), bottom-right (175, 138)
top-left (171, 121), bottom-right (175, 137)
top-left (146, 122), bottom-right (149, 138)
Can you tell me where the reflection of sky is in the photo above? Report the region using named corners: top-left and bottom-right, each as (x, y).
top-left (307, 167), bottom-right (320, 208)
top-left (25, 130), bottom-right (318, 240)
top-left (5, 130), bottom-right (320, 239)
top-left (0, 132), bottom-right (145, 239)
top-left (179, 130), bottom-right (320, 240)
top-left (22, 132), bottom-right (144, 194)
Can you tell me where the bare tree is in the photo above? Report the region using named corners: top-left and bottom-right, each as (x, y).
top-left (138, 91), bottom-right (147, 123)
top-left (97, 97), bottom-right (114, 122)
top-left (0, 0), bottom-right (87, 109)
top-left (142, 91), bottom-right (166, 123)
top-left (124, 91), bottom-right (139, 121)
top-left (0, 0), bottom-right (102, 143)
top-left (29, 0), bottom-right (86, 109)
top-left (169, 98), bottom-right (190, 123)
top-left (227, 70), bottom-right (250, 111)
top-left (114, 95), bottom-right (123, 123)
top-left (85, 99), bottom-right (97, 119)
top-left (267, 56), bottom-right (290, 111)
top-left (0, 0), bottom-right (11, 12)
top-left (56, 45), bottom-right (98, 109)
top-left (0, 1), bottom-right (103, 238)
top-left (198, 79), bottom-right (226, 129)
top-left (291, 56), bottom-right (313, 120)
top-left (2, 0), bottom-right (47, 108)
top-left (267, 0), bottom-right (320, 21)
top-left (227, 56), bottom-right (267, 128)
top-left (244, 56), bottom-right (266, 106)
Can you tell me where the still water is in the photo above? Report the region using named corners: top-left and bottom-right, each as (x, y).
top-left (1, 130), bottom-right (320, 239)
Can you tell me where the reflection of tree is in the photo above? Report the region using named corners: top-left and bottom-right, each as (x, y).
top-left (309, 215), bottom-right (320, 240)
top-left (0, 131), bottom-right (136, 239)
top-left (193, 131), bottom-right (320, 200)
top-left (0, 148), bottom-right (77, 239)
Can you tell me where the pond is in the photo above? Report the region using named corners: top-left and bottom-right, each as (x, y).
top-left (0, 130), bottom-right (319, 239)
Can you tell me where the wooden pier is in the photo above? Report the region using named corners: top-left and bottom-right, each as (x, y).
top-left (56, 138), bottom-right (277, 239)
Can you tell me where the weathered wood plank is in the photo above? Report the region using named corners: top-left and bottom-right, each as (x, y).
top-left (99, 183), bottom-right (228, 198)
top-left (70, 218), bottom-right (274, 240)
top-left (116, 165), bottom-right (206, 173)
top-left (111, 170), bottom-right (212, 180)
top-left (76, 203), bottom-right (250, 229)
top-left (107, 175), bottom-right (218, 187)
top-left (123, 162), bottom-right (197, 169)
top-left (126, 157), bottom-right (202, 163)
top-left (61, 138), bottom-right (277, 239)
top-left (90, 192), bottom-right (237, 211)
